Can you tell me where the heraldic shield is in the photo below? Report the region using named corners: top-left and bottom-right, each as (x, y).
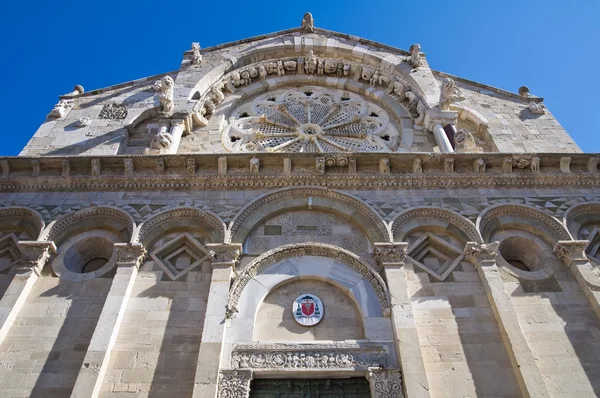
top-left (293, 294), bottom-right (324, 326)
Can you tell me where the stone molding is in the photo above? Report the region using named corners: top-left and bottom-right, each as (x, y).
top-left (216, 369), bottom-right (253, 398)
top-left (113, 243), bottom-right (146, 268)
top-left (1, 153), bottom-right (599, 192)
top-left (367, 368), bottom-right (404, 398)
top-left (463, 241), bottom-right (499, 266)
top-left (228, 243), bottom-right (392, 316)
top-left (134, 207), bottom-right (226, 244)
top-left (553, 240), bottom-right (589, 266)
top-left (41, 206), bottom-right (135, 241)
top-left (14, 241), bottom-right (56, 276)
top-left (231, 342), bottom-right (387, 371)
top-left (563, 202), bottom-right (600, 231)
top-left (227, 186), bottom-right (390, 243)
top-left (374, 242), bottom-right (408, 266)
top-left (477, 203), bottom-right (572, 242)
top-left (0, 206), bottom-right (45, 240)
top-left (391, 207), bottom-right (482, 243)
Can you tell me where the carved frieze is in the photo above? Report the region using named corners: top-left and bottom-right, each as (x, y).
top-left (231, 343), bottom-right (387, 371)
top-left (98, 104), bottom-right (127, 120)
top-left (217, 370), bottom-right (252, 398)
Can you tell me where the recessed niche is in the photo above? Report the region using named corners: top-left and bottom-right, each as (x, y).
top-left (63, 236), bottom-right (114, 274)
top-left (498, 237), bottom-right (543, 272)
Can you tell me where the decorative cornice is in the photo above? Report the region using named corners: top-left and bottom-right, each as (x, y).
top-left (0, 153), bottom-right (599, 192)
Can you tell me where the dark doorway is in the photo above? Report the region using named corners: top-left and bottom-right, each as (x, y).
top-left (249, 378), bottom-right (370, 397)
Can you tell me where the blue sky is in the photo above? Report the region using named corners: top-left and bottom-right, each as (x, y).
top-left (1, 0), bottom-right (598, 155)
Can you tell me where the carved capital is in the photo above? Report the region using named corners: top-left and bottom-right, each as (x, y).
top-left (207, 243), bottom-right (242, 266)
top-left (374, 242), bottom-right (408, 266)
top-left (553, 240), bottom-right (588, 266)
top-left (217, 369), bottom-right (253, 398)
top-left (463, 241), bottom-right (499, 266)
top-left (424, 108), bottom-right (458, 133)
top-left (367, 368), bottom-right (404, 398)
top-left (113, 243), bottom-right (146, 268)
top-left (15, 241), bottom-right (56, 276)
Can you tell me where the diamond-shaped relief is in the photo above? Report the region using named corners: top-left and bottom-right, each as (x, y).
top-left (408, 233), bottom-right (464, 281)
top-left (0, 234), bottom-right (21, 272)
top-left (585, 227), bottom-right (600, 264)
top-left (150, 233), bottom-right (211, 280)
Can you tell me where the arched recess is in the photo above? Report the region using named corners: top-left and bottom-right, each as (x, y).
top-left (477, 204), bottom-right (572, 280)
top-left (391, 207), bottom-right (481, 281)
top-left (0, 207), bottom-right (46, 273)
top-left (134, 207), bottom-right (226, 280)
top-left (228, 243), bottom-right (391, 319)
top-left (564, 202), bottom-right (600, 263)
top-left (228, 187), bottom-right (391, 248)
top-left (135, 207), bottom-right (226, 246)
top-left (0, 206), bottom-right (45, 241)
top-left (42, 206), bottom-right (136, 280)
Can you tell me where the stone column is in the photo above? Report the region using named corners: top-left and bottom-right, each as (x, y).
top-left (464, 242), bottom-right (550, 398)
top-left (554, 241), bottom-right (600, 318)
top-left (216, 369), bottom-right (253, 398)
top-left (71, 243), bottom-right (146, 398)
top-left (374, 243), bottom-right (430, 398)
top-left (0, 241), bottom-right (55, 346)
top-left (193, 243), bottom-right (242, 398)
top-left (168, 119), bottom-right (186, 154)
top-left (424, 109), bottom-right (457, 153)
top-left (367, 368), bottom-right (404, 398)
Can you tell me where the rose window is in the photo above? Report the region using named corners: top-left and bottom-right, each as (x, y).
top-left (222, 86), bottom-right (399, 153)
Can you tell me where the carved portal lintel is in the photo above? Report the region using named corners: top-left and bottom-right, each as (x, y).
top-left (217, 369), bottom-right (253, 398)
top-left (374, 242), bottom-right (408, 267)
top-left (113, 243), bottom-right (146, 268)
top-left (367, 368), bottom-right (404, 398)
top-left (554, 240), bottom-right (588, 266)
top-left (15, 241), bottom-right (56, 276)
top-left (231, 342), bottom-right (387, 371)
top-left (463, 241), bottom-right (499, 266)
top-left (206, 243), bottom-right (242, 267)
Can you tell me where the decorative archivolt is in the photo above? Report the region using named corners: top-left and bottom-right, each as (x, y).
top-left (227, 187), bottom-right (391, 244)
top-left (190, 51), bottom-right (428, 133)
top-left (41, 206), bottom-right (136, 242)
top-left (223, 86), bottom-right (400, 153)
top-left (0, 206), bottom-right (45, 240)
top-left (391, 207), bottom-right (482, 243)
top-left (228, 242), bottom-right (391, 315)
top-left (134, 207), bottom-right (226, 244)
top-left (477, 203), bottom-right (572, 243)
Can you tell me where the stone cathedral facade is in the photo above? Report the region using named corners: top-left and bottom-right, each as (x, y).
top-left (0, 12), bottom-right (599, 398)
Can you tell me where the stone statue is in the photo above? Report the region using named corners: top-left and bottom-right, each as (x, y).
top-left (211, 83), bottom-right (225, 106)
top-left (191, 42), bottom-right (202, 65)
top-left (231, 71), bottom-right (242, 87)
top-left (439, 77), bottom-right (459, 110)
top-left (249, 157), bottom-right (260, 173)
top-left (150, 131), bottom-right (174, 152)
top-left (473, 158), bottom-right (486, 173)
top-left (405, 91), bottom-right (418, 106)
top-left (155, 76), bottom-right (174, 114)
top-left (47, 99), bottom-right (71, 119)
top-left (305, 50), bottom-right (318, 74)
top-left (409, 44), bottom-right (422, 68)
top-left (240, 70), bottom-right (251, 85)
top-left (389, 80), bottom-right (405, 97)
top-left (416, 101), bottom-right (427, 125)
top-left (528, 101), bottom-right (545, 115)
top-left (454, 128), bottom-right (478, 153)
top-left (258, 65), bottom-right (267, 80)
top-left (370, 71), bottom-right (380, 87)
top-left (412, 158), bottom-right (423, 173)
top-left (302, 12), bottom-right (314, 32)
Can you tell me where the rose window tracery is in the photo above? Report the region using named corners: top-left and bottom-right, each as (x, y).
top-left (222, 86), bottom-right (399, 153)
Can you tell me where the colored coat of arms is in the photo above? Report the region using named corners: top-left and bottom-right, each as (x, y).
top-left (292, 294), bottom-right (324, 326)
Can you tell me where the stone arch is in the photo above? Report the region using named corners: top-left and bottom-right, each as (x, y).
top-left (227, 187), bottom-right (391, 246)
top-left (41, 206), bottom-right (136, 281)
top-left (450, 104), bottom-right (489, 134)
top-left (0, 206), bottom-right (45, 240)
top-left (134, 207), bottom-right (226, 246)
top-left (228, 243), bottom-right (391, 318)
top-left (42, 206), bottom-right (135, 242)
top-left (477, 204), bottom-right (571, 280)
top-left (564, 202), bottom-right (600, 240)
top-left (391, 207), bottom-right (482, 243)
top-left (477, 203), bottom-right (571, 244)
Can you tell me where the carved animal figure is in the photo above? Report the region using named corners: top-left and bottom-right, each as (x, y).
top-left (409, 44), bottom-right (422, 68)
top-left (439, 77), bottom-right (459, 110)
top-left (528, 101), bottom-right (545, 115)
top-left (155, 76), bottom-right (174, 113)
top-left (150, 132), bottom-right (173, 151)
top-left (454, 128), bottom-right (477, 152)
top-left (191, 42), bottom-right (202, 65)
